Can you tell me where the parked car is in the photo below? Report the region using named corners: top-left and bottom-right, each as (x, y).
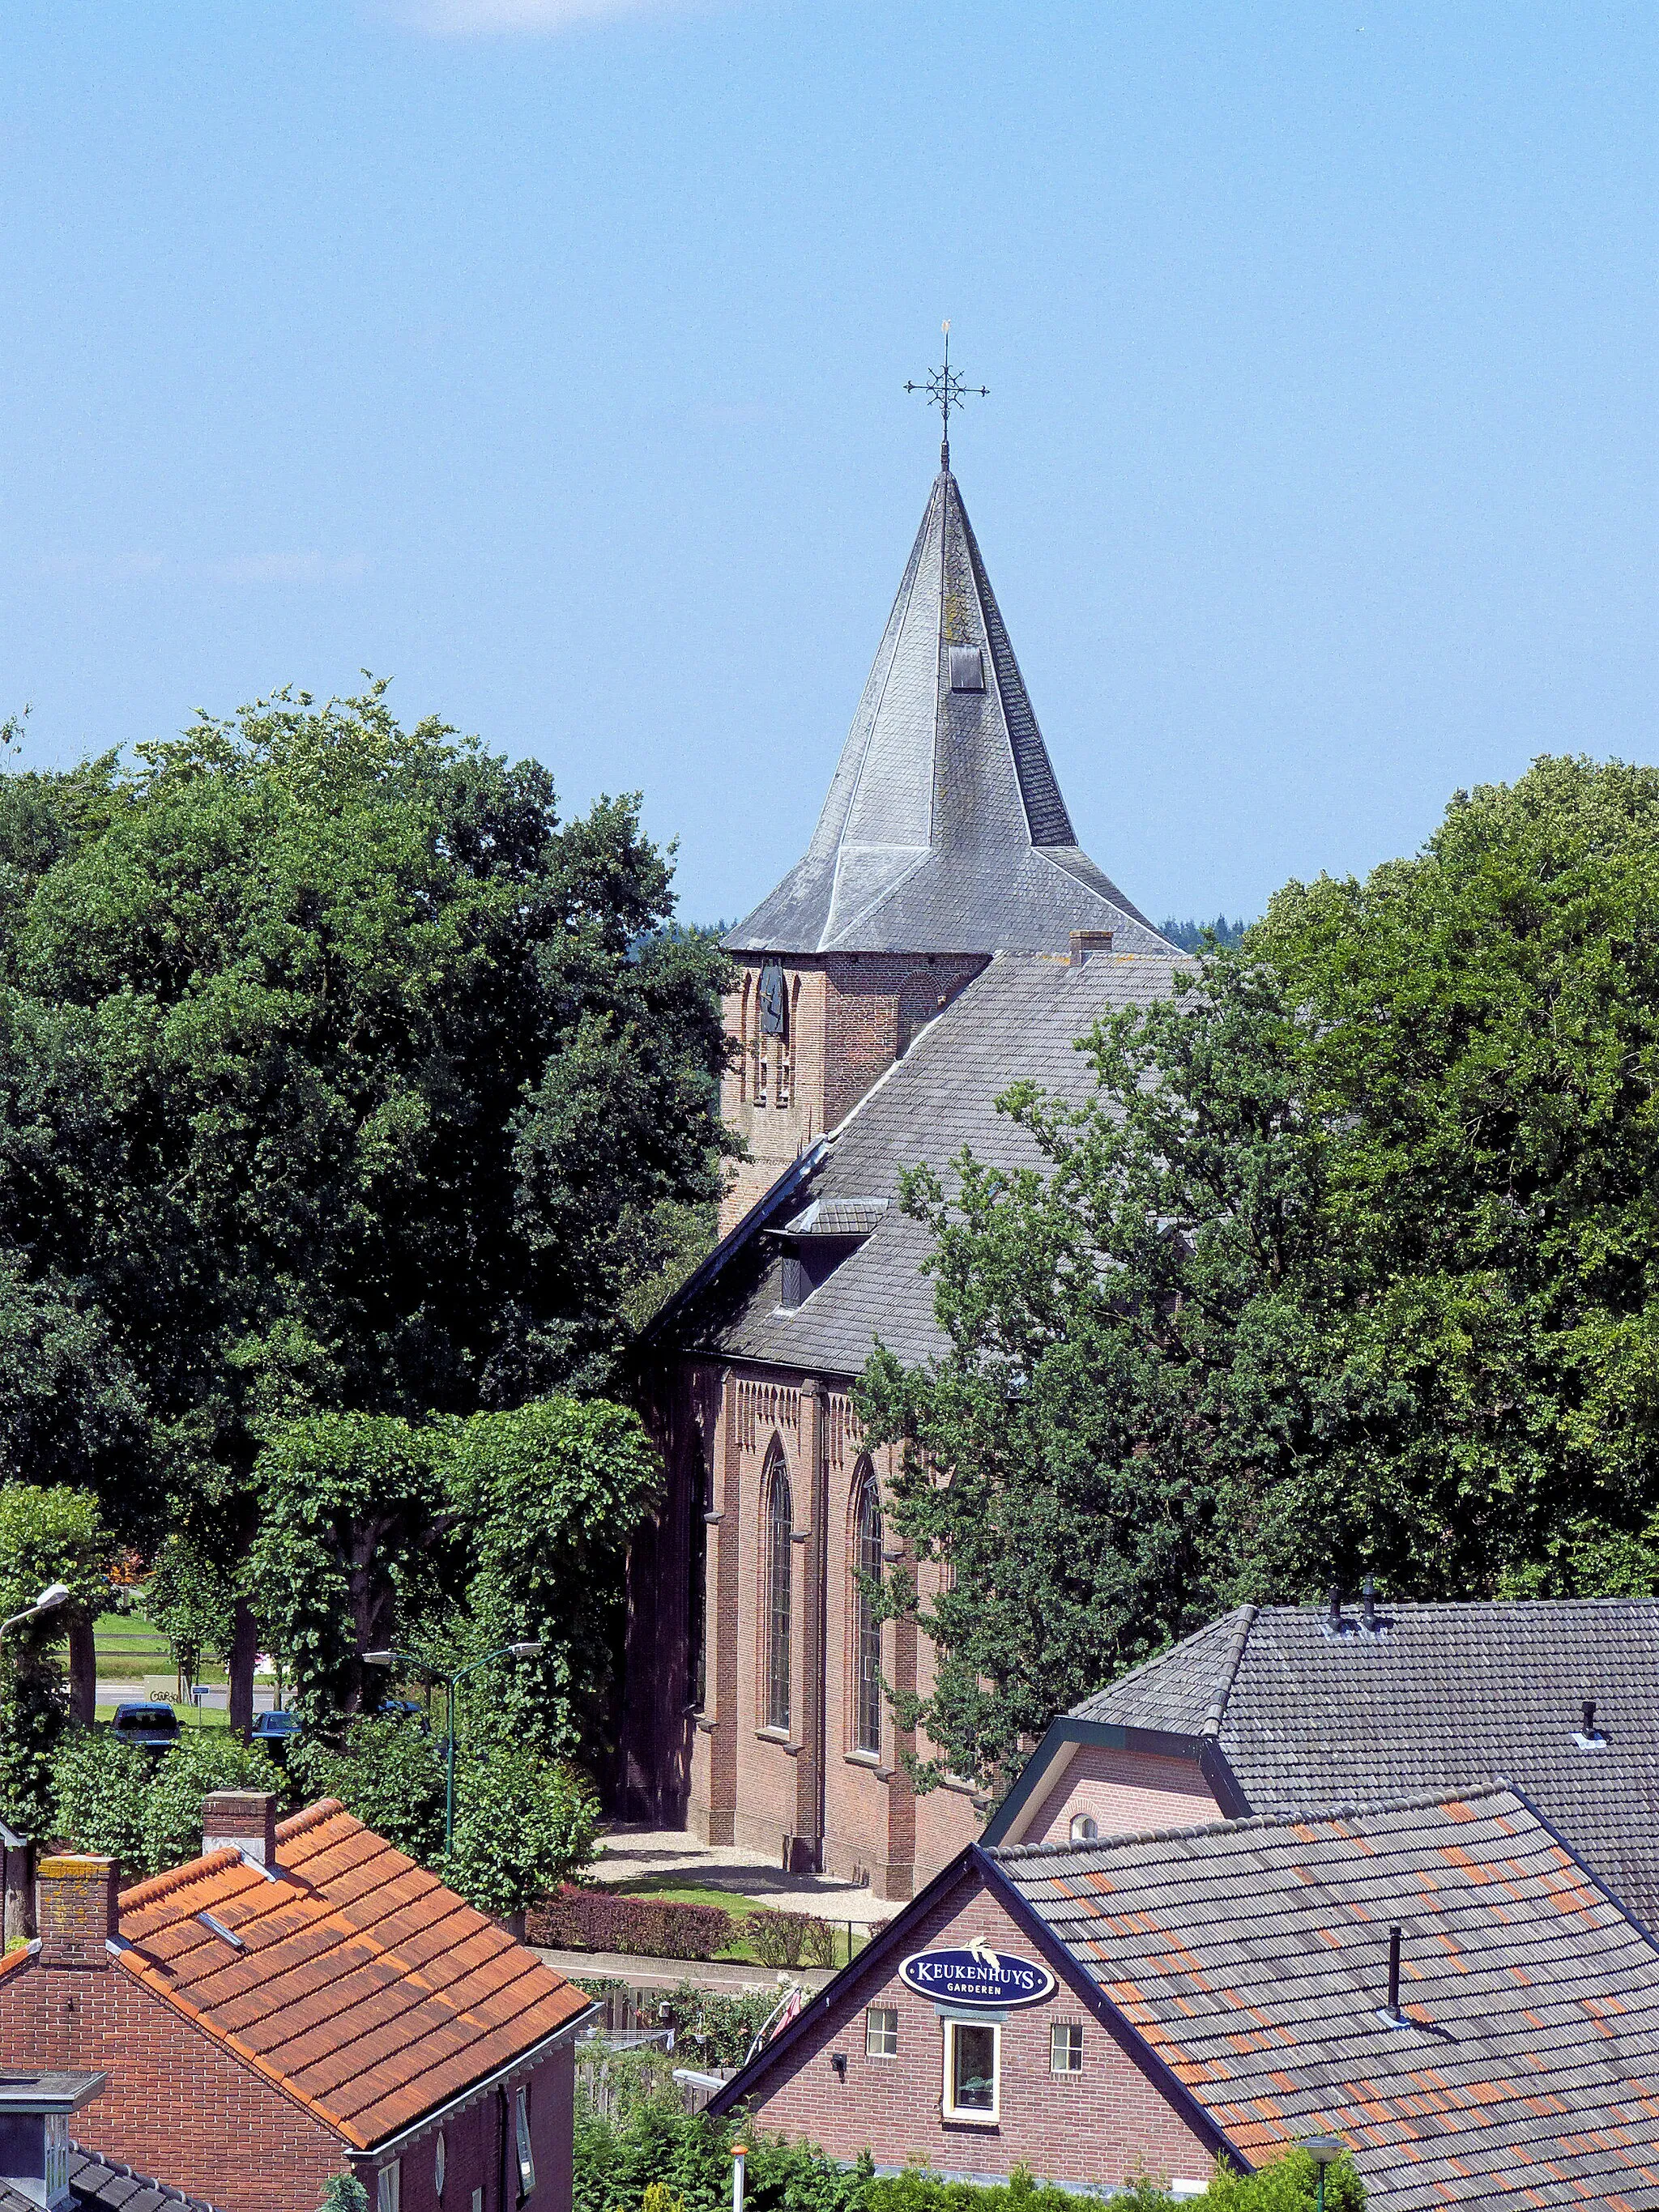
top-left (377, 1697), bottom-right (429, 1731)
top-left (250, 1710), bottom-right (301, 1745)
top-left (111, 1702), bottom-right (180, 1751)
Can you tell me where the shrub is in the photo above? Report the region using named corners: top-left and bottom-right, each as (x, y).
top-left (743, 1910), bottom-right (836, 1970)
top-left (50, 1724), bottom-right (283, 1877)
top-left (529, 1885), bottom-right (734, 1960)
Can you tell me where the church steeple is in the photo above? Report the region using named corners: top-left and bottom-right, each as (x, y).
top-left (727, 467), bottom-right (1167, 957)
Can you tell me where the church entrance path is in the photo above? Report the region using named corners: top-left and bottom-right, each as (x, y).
top-left (593, 1823), bottom-right (900, 1933)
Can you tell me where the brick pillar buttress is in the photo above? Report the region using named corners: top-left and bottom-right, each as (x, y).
top-left (794, 1382), bottom-right (828, 1871)
top-left (885, 1506), bottom-right (919, 1901)
top-left (703, 1368), bottom-right (740, 1847)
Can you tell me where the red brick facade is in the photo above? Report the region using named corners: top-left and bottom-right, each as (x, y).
top-left (0, 1856), bottom-right (578, 2212)
top-left (621, 1362), bottom-right (981, 1900)
top-left (726, 1861), bottom-right (1217, 2193)
top-left (719, 953), bottom-right (986, 1230)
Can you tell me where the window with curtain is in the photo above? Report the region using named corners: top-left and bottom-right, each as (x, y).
top-left (852, 1461), bottom-right (883, 1755)
top-left (764, 1450), bottom-right (793, 1732)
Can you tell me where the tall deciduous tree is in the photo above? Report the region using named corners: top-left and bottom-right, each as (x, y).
top-left (860, 757), bottom-right (1659, 1791)
top-left (0, 685), bottom-right (731, 1724)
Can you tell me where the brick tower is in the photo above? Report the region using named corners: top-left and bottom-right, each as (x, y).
top-left (719, 459), bottom-right (1167, 1229)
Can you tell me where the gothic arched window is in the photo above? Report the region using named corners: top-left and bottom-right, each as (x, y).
top-left (852, 1459), bottom-right (883, 1756)
top-left (762, 1447), bottom-right (792, 1733)
top-left (686, 1435), bottom-right (708, 1712)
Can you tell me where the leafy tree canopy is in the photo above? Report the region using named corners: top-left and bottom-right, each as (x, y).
top-left (860, 757), bottom-right (1659, 1788)
top-left (0, 684), bottom-right (731, 1548)
top-left (0, 1485), bottom-right (117, 1828)
top-left (241, 1394), bottom-right (662, 1768)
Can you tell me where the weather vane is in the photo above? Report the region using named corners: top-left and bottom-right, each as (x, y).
top-left (905, 321), bottom-right (988, 474)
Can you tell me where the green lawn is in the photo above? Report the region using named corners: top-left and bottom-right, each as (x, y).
top-left (595, 1873), bottom-right (864, 1966)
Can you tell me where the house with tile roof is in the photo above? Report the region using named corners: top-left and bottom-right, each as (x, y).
top-left (0, 1791), bottom-right (595, 2212)
top-left (982, 1595), bottom-right (1659, 1934)
top-left (621, 455), bottom-right (1186, 1903)
top-left (710, 1782), bottom-right (1659, 2208)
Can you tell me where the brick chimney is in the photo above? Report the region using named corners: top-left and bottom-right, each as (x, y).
top-left (1069, 930), bottom-right (1114, 967)
top-left (35, 1857), bottom-right (116, 1968)
top-left (202, 1790), bottom-right (279, 1869)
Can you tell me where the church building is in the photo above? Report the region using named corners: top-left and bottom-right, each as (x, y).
top-left (621, 438), bottom-right (1185, 1901)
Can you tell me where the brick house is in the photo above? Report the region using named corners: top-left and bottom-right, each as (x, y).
top-left (984, 1593), bottom-right (1659, 1927)
top-left (620, 454), bottom-right (1184, 1899)
top-left (710, 1783), bottom-right (1659, 2207)
top-left (0, 1792), bottom-right (594, 2212)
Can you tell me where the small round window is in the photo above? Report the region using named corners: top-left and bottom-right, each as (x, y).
top-left (434, 2132), bottom-right (446, 2198)
top-left (1069, 1813), bottom-right (1098, 1844)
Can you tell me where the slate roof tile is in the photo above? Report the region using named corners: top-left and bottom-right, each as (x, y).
top-left (672, 948), bottom-right (1192, 1376)
top-left (996, 1787), bottom-right (1659, 2208)
top-left (727, 474), bottom-right (1166, 961)
top-left (114, 1798), bottom-right (591, 2149)
top-left (1073, 1600), bottom-right (1659, 1932)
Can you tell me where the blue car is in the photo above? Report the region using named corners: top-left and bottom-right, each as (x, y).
top-left (111, 1702), bottom-right (180, 1751)
top-left (250, 1710), bottom-right (301, 1744)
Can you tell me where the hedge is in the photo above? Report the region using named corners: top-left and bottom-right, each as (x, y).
top-left (529, 1886), bottom-right (734, 1961)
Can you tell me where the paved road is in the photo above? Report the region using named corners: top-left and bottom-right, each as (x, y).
top-left (97, 1679), bottom-right (280, 1714)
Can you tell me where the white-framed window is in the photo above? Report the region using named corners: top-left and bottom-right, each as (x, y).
top-left (1069, 1812), bottom-right (1098, 1844)
top-left (1051, 2021), bottom-right (1083, 2074)
top-left (515, 2084), bottom-right (536, 2200)
top-left (941, 2017), bottom-right (999, 2123)
top-left (377, 2163), bottom-right (401, 2212)
top-left (434, 2131), bottom-right (446, 2199)
top-left (865, 2004), bottom-right (898, 2058)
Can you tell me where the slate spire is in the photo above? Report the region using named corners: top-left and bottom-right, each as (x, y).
top-left (727, 468), bottom-right (1167, 956)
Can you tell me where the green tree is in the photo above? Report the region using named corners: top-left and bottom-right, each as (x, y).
top-left (859, 756), bottom-right (1659, 1788)
top-left (448, 1396), bottom-right (663, 1758)
top-left (145, 1534), bottom-right (237, 1698)
top-left (0, 685), bottom-right (730, 1723)
top-left (243, 1414), bottom-right (450, 1723)
top-left (0, 1486), bottom-right (117, 1827)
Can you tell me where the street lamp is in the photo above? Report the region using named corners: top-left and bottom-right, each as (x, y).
top-left (364, 1642), bottom-right (544, 1850)
top-left (0, 1583), bottom-right (71, 1634)
top-left (1299, 2135), bottom-right (1346, 2212)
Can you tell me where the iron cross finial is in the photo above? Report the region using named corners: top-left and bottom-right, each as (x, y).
top-left (904, 321), bottom-right (988, 474)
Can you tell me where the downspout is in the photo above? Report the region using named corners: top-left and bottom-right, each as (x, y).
top-left (817, 1409), bottom-right (830, 1865)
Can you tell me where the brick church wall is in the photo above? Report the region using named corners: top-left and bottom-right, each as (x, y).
top-left (719, 954), bottom-right (986, 1232)
top-left (621, 1360), bottom-right (982, 1901)
top-left (736, 1862), bottom-right (1215, 2192)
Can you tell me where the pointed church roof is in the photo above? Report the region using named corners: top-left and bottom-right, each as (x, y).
top-left (727, 470), bottom-right (1169, 957)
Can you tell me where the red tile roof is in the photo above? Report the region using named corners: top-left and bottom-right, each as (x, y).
top-left (114, 1800), bottom-right (591, 2150)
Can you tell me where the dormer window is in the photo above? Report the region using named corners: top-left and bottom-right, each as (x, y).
top-left (772, 1196), bottom-right (888, 1313)
top-left (949, 645), bottom-right (985, 693)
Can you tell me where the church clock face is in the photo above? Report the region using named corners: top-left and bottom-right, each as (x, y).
top-left (757, 961), bottom-right (786, 1035)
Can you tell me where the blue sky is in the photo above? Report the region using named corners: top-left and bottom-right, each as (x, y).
top-left (2, 2), bottom-right (1653, 927)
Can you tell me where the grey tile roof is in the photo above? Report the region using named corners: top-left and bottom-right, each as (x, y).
top-left (1075, 1599), bottom-right (1659, 1932)
top-left (726, 470), bottom-right (1172, 957)
top-left (65, 2149), bottom-right (219, 2212)
top-left (992, 1785), bottom-right (1659, 2210)
top-left (671, 949), bottom-right (1192, 1376)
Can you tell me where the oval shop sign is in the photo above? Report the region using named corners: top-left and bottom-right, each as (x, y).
top-left (899, 1941), bottom-right (1056, 2009)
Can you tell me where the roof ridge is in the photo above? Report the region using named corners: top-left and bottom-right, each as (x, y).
top-left (275, 1796), bottom-right (348, 1843)
top-left (989, 1779), bottom-right (1520, 1860)
top-left (1201, 1601), bottom-right (1259, 1739)
top-left (118, 1847), bottom-right (242, 1910)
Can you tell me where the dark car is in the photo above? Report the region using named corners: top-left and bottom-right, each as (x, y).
top-left (111, 1702), bottom-right (180, 1750)
top-left (250, 1710), bottom-right (301, 1745)
top-left (377, 1697), bottom-right (429, 1731)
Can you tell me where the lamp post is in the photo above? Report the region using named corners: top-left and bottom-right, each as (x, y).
top-left (363, 1643), bottom-right (544, 1850)
top-left (1299, 2135), bottom-right (1346, 2212)
top-left (0, 1583), bottom-right (70, 1634)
